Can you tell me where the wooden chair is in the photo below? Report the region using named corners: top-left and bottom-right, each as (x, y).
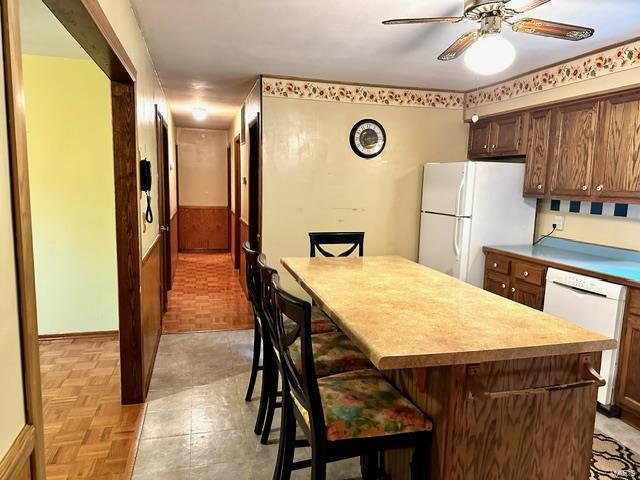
top-left (255, 255), bottom-right (371, 447)
top-left (309, 232), bottom-right (364, 258)
top-left (270, 273), bottom-right (433, 480)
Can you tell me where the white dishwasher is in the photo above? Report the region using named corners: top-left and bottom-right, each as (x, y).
top-left (543, 268), bottom-right (626, 410)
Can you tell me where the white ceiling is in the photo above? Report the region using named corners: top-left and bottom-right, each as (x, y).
top-left (130, 0), bottom-right (640, 129)
top-left (20, 0), bottom-right (90, 59)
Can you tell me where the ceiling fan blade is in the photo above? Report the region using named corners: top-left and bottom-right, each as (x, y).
top-left (382, 17), bottom-right (464, 25)
top-left (511, 18), bottom-right (594, 41)
top-left (437, 31), bottom-right (479, 61)
top-left (509, 0), bottom-right (552, 13)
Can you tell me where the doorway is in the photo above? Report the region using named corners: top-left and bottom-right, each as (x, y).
top-left (156, 105), bottom-right (171, 315)
top-left (247, 114), bottom-right (261, 251)
top-left (233, 135), bottom-right (242, 268)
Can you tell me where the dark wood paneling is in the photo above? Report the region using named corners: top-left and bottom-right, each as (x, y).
top-left (385, 354), bottom-right (598, 479)
top-left (523, 109), bottom-right (553, 196)
top-left (593, 92), bottom-right (640, 201)
top-left (178, 206), bottom-right (229, 251)
top-left (549, 100), bottom-right (599, 197)
top-left (170, 212), bottom-right (178, 284)
top-left (140, 238), bottom-right (162, 394)
top-left (230, 210), bottom-right (237, 266)
top-left (616, 288), bottom-right (640, 416)
top-left (239, 218), bottom-right (249, 296)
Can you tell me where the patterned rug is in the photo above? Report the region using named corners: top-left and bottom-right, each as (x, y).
top-left (591, 432), bottom-right (640, 479)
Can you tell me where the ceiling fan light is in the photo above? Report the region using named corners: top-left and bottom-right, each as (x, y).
top-left (464, 34), bottom-right (516, 75)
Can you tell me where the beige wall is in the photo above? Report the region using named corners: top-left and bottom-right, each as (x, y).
top-left (96, 0), bottom-right (176, 255)
top-left (261, 96), bottom-right (468, 293)
top-left (0, 21), bottom-right (26, 459)
top-left (177, 128), bottom-right (228, 207)
top-left (465, 63), bottom-right (640, 252)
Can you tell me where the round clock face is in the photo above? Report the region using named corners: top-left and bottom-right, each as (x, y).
top-left (350, 119), bottom-right (386, 159)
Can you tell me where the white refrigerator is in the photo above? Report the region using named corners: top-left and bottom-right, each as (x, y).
top-left (419, 161), bottom-right (537, 287)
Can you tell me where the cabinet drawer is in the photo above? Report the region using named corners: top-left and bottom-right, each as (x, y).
top-left (513, 262), bottom-right (545, 286)
top-left (485, 271), bottom-right (510, 298)
top-left (486, 253), bottom-right (510, 275)
top-left (511, 280), bottom-right (545, 311)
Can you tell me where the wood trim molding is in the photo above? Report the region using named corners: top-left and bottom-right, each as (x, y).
top-left (0, 425), bottom-right (35, 480)
top-left (123, 403), bottom-right (147, 479)
top-left (240, 217), bottom-right (249, 228)
top-left (1, 0), bottom-right (45, 477)
top-left (142, 235), bottom-right (161, 264)
top-left (179, 205), bottom-right (229, 210)
top-left (39, 330), bottom-right (118, 340)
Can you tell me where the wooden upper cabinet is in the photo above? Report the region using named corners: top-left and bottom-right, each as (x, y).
top-left (523, 109), bottom-right (552, 196)
top-left (592, 92), bottom-right (640, 201)
top-left (468, 121), bottom-right (491, 157)
top-left (489, 114), bottom-right (525, 155)
top-left (549, 100), bottom-right (599, 197)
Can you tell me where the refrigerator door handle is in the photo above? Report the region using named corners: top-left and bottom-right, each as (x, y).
top-left (455, 176), bottom-right (465, 217)
top-left (453, 217), bottom-right (461, 261)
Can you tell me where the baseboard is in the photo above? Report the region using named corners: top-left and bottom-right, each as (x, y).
top-left (620, 407), bottom-right (640, 430)
top-left (123, 402), bottom-right (147, 479)
top-left (39, 330), bottom-right (119, 340)
top-left (0, 425), bottom-right (35, 480)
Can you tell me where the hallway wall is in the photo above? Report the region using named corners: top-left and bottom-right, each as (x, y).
top-left (23, 54), bottom-right (118, 335)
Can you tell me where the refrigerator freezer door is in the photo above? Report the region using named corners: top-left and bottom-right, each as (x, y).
top-left (421, 162), bottom-right (475, 216)
top-left (419, 212), bottom-right (471, 281)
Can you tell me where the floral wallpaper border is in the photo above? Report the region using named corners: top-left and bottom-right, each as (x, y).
top-left (466, 39), bottom-right (640, 108)
top-left (262, 77), bottom-right (464, 110)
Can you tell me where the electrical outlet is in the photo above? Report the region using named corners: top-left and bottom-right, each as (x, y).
top-left (554, 215), bottom-right (565, 231)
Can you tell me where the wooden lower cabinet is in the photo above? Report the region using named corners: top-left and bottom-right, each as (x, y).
top-left (483, 253), bottom-right (545, 310)
top-left (511, 280), bottom-right (545, 310)
top-left (616, 288), bottom-right (640, 419)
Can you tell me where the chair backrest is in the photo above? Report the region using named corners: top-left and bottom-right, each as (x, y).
top-left (309, 232), bottom-right (364, 258)
top-left (257, 254), bottom-right (279, 350)
top-left (241, 241), bottom-right (261, 309)
top-left (271, 273), bottom-right (326, 441)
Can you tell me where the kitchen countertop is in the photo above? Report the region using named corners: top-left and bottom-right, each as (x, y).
top-left (281, 255), bottom-right (616, 370)
top-left (485, 237), bottom-right (640, 285)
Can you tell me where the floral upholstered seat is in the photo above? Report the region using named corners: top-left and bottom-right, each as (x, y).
top-left (288, 331), bottom-right (371, 377)
top-left (306, 369), bottom-right (432, 441)
top-left (283, 306), bottom-right (337, 336)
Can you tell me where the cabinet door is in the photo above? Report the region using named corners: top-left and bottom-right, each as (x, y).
top-left (593, 93), bottom-right (640, 201)
top-left (616, 289), bottom-right (640, 414)
top-left (523, 110), bottom-right (552, 196)
top-left (489, 114), bottom-right (524, 155)
top-left (549, 101), bottom-right (599, 197)
top-left (484, 271), bottom-right (510, 298)
top-left (468, 122), bottom-right (491, 157)
top-left (510, 280), bottom-right (545, 311)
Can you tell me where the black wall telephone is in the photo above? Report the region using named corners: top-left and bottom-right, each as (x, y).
top-left (140, 159), bottom-right (153, 223)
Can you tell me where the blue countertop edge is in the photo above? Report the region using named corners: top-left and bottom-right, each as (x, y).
top-left (487, 237), bottom-right (640, 285)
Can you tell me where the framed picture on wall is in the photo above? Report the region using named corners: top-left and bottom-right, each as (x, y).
top-left (240, 103), bottom-right (246, 145)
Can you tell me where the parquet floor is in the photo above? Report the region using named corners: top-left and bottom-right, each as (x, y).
top-left (163, 252), bottom-right (253, 333)
top-left (40, 335), bottom-right (144, 479)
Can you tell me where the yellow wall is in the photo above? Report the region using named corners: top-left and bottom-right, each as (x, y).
top-left (261, 96), bottom-right (468, 293)
top-left (0, 21), bottom-right (27, 458)
top-left (23, 54), bottom-right (118, 335)
top-left (96, 0), bottom-right (175, 255)
top-left (177, 128), bottom-right (228, 207)
top-left (466, 64), bottom-right (640, 252)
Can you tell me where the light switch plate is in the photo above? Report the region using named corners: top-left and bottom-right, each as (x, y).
top-left (554, 215), bottom-right (565, 231)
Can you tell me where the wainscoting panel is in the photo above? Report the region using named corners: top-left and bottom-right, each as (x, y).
top-left (0, 424), bottom-right (35, 480)
top-left (231, 210), bottom-right (237, 266)
top-left (170, 211), bottom-right (178, 283)
top-left (140, 237), bottom-right (162, 393)
top-left (239, 218), bottom-right (249, 295)
top-left (179, 206), bottom-right (229, 251)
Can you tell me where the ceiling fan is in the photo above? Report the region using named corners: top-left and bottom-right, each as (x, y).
top-left (383, 0), bottom-right (595, 74)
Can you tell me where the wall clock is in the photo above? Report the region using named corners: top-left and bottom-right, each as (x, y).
top-left (350, 119), bottom-right (386, 159)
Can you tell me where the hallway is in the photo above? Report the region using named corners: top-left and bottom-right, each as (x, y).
top-left (163, 253), bottom-right (253, 333)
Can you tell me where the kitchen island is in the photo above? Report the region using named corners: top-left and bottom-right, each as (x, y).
top-left (281, 255), bottom-right (616, 480)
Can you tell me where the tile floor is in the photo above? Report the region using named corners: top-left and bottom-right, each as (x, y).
top-left (596, 412), bottom-right (640, 454)
top-left (133, 330), bottom-right (362, 479)
top-left (163, 253), bottom-right (253, 333)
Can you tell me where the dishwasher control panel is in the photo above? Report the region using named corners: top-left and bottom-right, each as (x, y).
top-left (546, 268), bottom-right (626, 300)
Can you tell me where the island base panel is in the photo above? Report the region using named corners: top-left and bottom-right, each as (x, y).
top-left (384, 353), bottom-right (598, 479)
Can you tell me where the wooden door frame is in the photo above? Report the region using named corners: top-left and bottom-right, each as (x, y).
top-left (233, 135), bottom-right (241, 268)
top-left (155, 105), bottom-right (171, 314)
top-left (226, 144), bottom-right (231, 252)
top-left (247, 114), bottom-right (261, 251)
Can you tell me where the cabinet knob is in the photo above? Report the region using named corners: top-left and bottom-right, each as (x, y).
top-left (501, 283), bottom-right (506, 289)
top-left (537, 184), bottom-right (543, 190)
top-left (596, 185), bottom-right (603, 192)
top-left (511, 287), bottom-right (516, 293)
top-left (524, 271), bottom-right (529, 277)
top-left (581, 185), bottom-right (588, 191)
top-left (493, 262), bottom-right (498, 268)
top-left (483, 144), bottom-right (487, 149)
top-left (491, 144), bottom-right (496, 149)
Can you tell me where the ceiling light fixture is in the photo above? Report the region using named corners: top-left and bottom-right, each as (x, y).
top-left (464, 33), bottom-right (516, 76)
top-left (192, 107), bottom-right (207, 121)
